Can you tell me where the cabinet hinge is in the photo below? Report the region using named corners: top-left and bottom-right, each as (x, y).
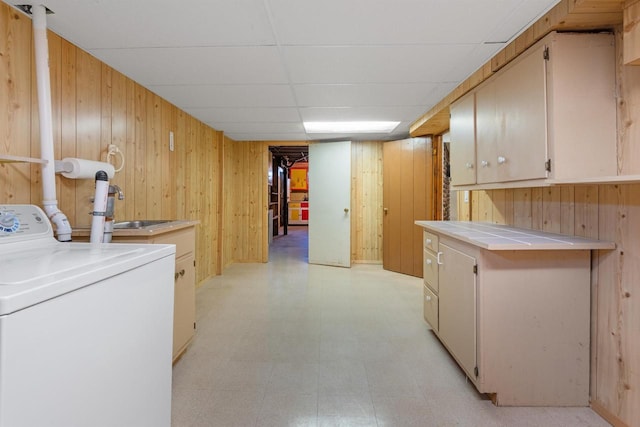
top-left (545, 159), bottom-right (552, 173)
top-left (543, 46), bottom-right (550, 61)
top-left (193, 260), bottom-right (196, 267)
top-left (194, 322), bottom-right (197, 330)
top-left (473, 265), bottom-right (478, 274)
top-left (474, 366), bottom-right (479, 377)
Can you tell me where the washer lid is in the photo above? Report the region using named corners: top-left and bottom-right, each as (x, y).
top-left (0, 241), bottom-right (175, 315)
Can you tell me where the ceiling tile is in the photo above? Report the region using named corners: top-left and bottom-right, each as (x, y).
top-left (225, 132), bottom-right (310, 141)
top-left (40, 0), bottom-right (275, 49)
top-left (299, 106), bottom-right (428, 122)
top-left (214, 122), bottom-right (305, 134)
top-left (90, 46), bottom-right (288, 86)
top-left (294, 83), bottom-right (439, 107)
top-left (184, 107), bottom-right (301, 123)
top-left (148, 85), bottom-right (297, 109)
top-left (267, 0), bottom-right (555, 45)
top-left (282, 45), bottom-right (477, 84)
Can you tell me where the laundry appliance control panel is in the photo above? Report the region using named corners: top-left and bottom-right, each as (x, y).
top-left (0, 205), bottom-right (52, 242)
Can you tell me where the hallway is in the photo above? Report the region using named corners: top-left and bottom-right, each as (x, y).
top-left (171, 227), bottom-right (608, 426)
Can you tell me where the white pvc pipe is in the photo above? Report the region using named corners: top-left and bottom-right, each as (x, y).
top-left (90, 173), bottom-right (109, 243)
top-left (32, 5), bottom-right (72, 242)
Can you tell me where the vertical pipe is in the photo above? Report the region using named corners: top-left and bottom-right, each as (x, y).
top-left (32, 5), bottom-right (72, 241)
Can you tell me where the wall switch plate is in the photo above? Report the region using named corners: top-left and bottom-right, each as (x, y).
top-left (464, 190), bottom-right (469, 203)
top-left (169, 131), bottom-right (174, 152)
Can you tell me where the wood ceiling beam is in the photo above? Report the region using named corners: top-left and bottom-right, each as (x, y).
top-left (410, 0), bottom-right (625, 137)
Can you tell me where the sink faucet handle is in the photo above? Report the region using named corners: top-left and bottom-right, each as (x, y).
top-left (109, 184), bottom-right (125, 200)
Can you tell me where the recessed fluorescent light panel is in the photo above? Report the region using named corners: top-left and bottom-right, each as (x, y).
top-left (304, 121), bottom-right (400, 134)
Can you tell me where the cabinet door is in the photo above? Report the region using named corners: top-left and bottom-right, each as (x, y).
top-left (475, 79), bottom-right (499, 184)
top-left (173, 255), bottom-right (195, 360)
top-left (450, 93), bottom-right (476, 185)
top-left (493, 43), bottom-right (548, 182)
top-left (438, 243), bottom-right (477, 378)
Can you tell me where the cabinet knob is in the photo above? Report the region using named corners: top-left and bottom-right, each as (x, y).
top-left (179, 269), bottom-right (185, 277)
top-left (497, 156), bottom-right (507, 165)
top-left (426, 259), bottom-right (432, 265)
top-left (344, 208), bottom-right (349, 213)
top-left (425, 295), bottom-right (432, 302)
top-left (481, 160), bottom-right (489, 167)
top-left (465, 162), bottom-right (474, 169)
top-left (426, 238), bottom-right (432, 245)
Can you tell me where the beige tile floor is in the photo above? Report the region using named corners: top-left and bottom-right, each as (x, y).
top-left (171, 227), bottom-right (610, 427)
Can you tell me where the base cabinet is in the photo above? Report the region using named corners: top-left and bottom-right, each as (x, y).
top-left (420, 228), bottom-right (596, 406)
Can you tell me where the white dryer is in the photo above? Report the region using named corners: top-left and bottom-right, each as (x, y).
top-left (0, 205), bottom-right (176, 427)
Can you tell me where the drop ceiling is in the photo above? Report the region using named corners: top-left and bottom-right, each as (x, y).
top-left (6, 0), bottom-right (560, 141)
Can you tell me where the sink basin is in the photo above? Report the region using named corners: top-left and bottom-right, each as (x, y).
top-left (113, 220), bottom-right (172, 229)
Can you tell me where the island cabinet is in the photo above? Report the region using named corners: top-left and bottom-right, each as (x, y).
top-left (415, 221), bottom-right (615, 406)
top-left (449, 31), bottom-right (616, 189)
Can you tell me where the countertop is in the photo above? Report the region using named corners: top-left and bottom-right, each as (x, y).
top-left (71, 220), bottom-right (199, 238)
top-left (415, 221), bottom-right (615, 251)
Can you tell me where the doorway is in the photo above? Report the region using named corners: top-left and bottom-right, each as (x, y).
top-left (268, 145), bottom-right (309, 242)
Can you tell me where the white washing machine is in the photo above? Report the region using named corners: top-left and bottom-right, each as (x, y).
top-left (0, 205), bottom-right (176, 427)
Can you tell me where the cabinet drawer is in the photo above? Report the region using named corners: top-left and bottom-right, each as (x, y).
top-left (154, 227), bottom-right (195, 258)
top-left (423, 285), bottom-right (439, 331)
top-left (424, 250), bottom-right (439, 292)
top-left (424, 231), bottom-right (438, 252)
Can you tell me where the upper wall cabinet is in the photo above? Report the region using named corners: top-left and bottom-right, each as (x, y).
top-left (449, 31), bottom-right (616, 189)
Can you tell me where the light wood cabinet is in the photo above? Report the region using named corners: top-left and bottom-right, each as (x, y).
top-left (416, 221), bottom-right (615, 406)
top-left (153, 227), bottom-right (196, 362)
top-left (449, 94), bottom-right (476, 185)
top-left (450, 31), bottom-right (616, 189)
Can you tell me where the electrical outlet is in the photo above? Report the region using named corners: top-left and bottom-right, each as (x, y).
top-left (169, 131), bottom-right (174, 152)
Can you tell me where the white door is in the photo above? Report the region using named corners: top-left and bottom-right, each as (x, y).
top-left (308, 141), bottom-right (351, 267)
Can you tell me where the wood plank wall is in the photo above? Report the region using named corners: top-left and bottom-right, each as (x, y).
top-left (222, 138), bottom-right (267, 266)
top-left (0, 4), bottom-right (222, 284)
top-left (351, 141), bottom-right (384, 263)
top-left (227, 140), bottom-right (386, 265)
top-left (453, 25), bottom-right (640, 427)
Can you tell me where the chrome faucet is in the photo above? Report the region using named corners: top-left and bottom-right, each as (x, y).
top-left (110, 185), bottom-right (124, 200)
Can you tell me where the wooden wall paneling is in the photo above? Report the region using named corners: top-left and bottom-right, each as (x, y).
top-left (456, 191), bottom-right (471, 221)
top-left (121, 77), bottom-right (135, 221)
top-left (504, 188), bottom-right (514, 225)
top-left (132, 83), bottom-right (147, 220)
top-left (476, 190), bottom-right (493, 222)
top-left (431, 136), bottom-right (441, 220)
top-left (471, 191), bottom-right (480, 221)
top-left (616, 25), bottom-right (640, 175)
top-left (596, 184), bottom-right (639, 424)
top-left (74, 49), bottom-right (101, 228)
top-left (351, 142), bottom-right (362, 261)
top-left (542, 186), bottom-right (562, 233)
top-left (160, 99), bottom-right (173, 219)
top-left (560, 186), bottom-right (576, 235)
top-left (513, 188), bottom-right (533, 229)
top-left (109, 68), bottom-right (127, 221)
top-left (100, 63), bottom-right (112, 185)
top-left (399, 139), bottom-right (415, 275)
top-left (60, 39), bottom-right (77, 225)
top-left (490, 189), bottom-right (507, 224)
top-left (624, 0), bottom-right (640, 65)
top-left (1, 7), bottom-right (32, 204)
top-left (216, 130), bottom-right (224, 275)
top-left (261, 142), bottom-right (269, 263)
top-left (531, 187), bottom-right (544, 230)
top-left (222, 136), bottom-right (235, 268)
top-left (413, 138), bottom-right (428, 276)
top-left (175, 110), bottom-right (187, 221)
top-left (145, 92), bottom-right (162, 218)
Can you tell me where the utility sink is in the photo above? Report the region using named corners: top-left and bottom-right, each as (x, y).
top-left (113, 220), bottom-right (172, 229)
